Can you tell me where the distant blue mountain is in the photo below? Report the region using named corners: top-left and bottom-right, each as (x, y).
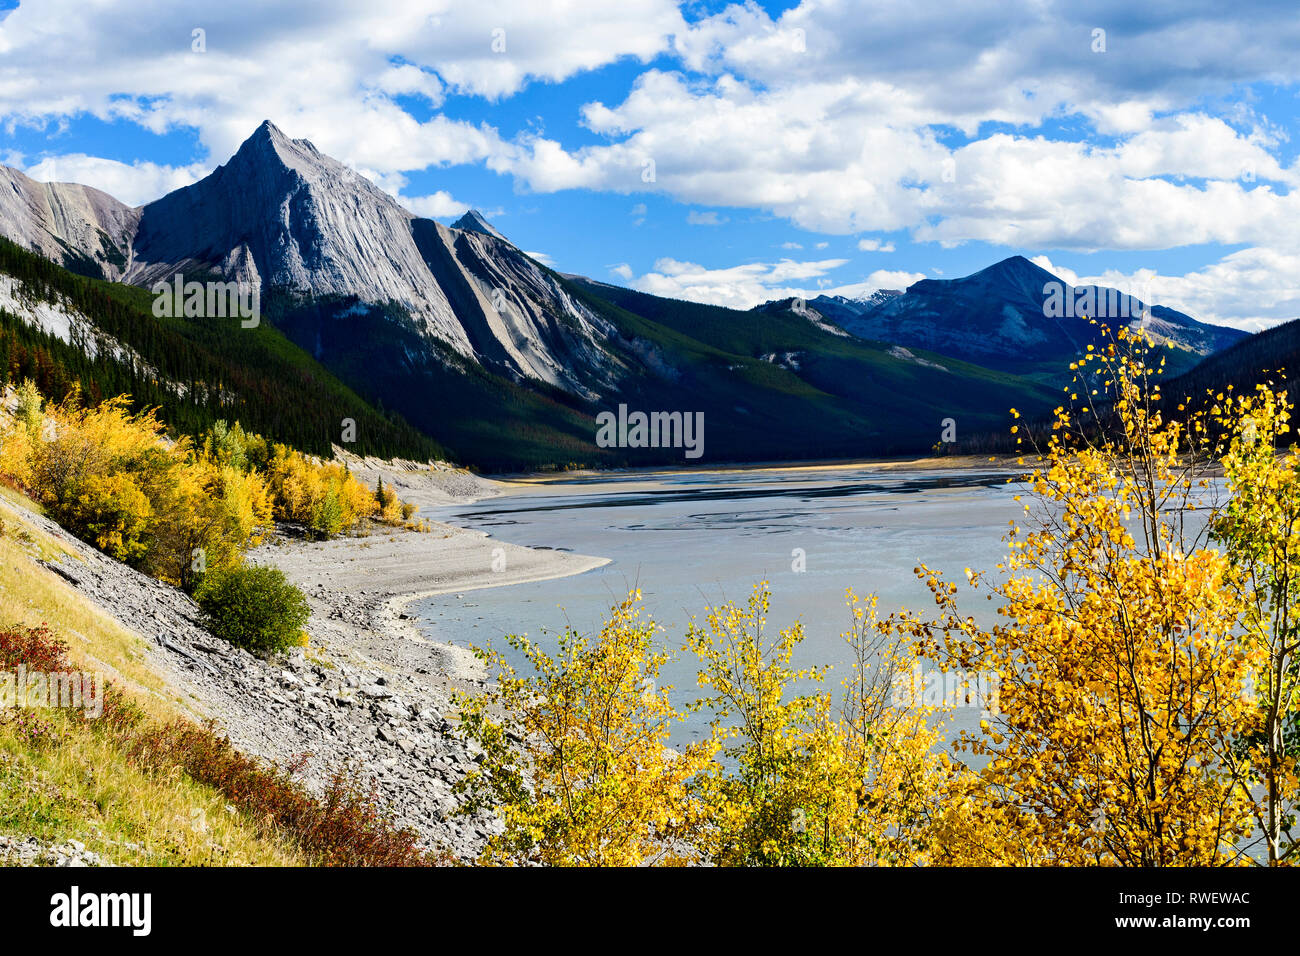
top-left (814, 256), bottom-right (1248, 382)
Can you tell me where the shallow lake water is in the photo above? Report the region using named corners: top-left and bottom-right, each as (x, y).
top-left (413, 465), bottom-right (1028, 743)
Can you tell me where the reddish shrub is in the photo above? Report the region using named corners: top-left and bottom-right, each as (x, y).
top-left (2, 623), bottom-right (438, 866)
top-left (0, 623), bottom-right (70, 672)
top-left (0, 623), bottom-right (143, 733)
top-left (126, 720), bottom-right (439, 866)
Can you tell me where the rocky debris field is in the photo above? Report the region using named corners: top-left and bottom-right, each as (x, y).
top-left (0, 834), bottom-right (116, 867)
top-left (21, 500), bottom-right (502, 862)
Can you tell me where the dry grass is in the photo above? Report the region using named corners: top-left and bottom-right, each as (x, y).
top-left (0, 728), bottom-right (301, 866)
top-left (0, 488), bottom-right (306, 866)
top-left (0, 500), bottom-right (187, 720)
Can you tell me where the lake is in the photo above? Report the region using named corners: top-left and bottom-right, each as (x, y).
top-left (412, 465), bottom-right (1028, 742)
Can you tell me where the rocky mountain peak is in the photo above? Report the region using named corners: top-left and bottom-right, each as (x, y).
top-left (821, 255), bottom-right (1247, 378)
top-left (127, 121), bottom-right (441, 315)
top-left (122, 123), bottom-right (617, 394)
top-left (907, 254), bottom-right (1058, 304)
top-left (0, 163), bottom-right (138, 279)
top-left (235, 119), bottom-right (308, 167)
top-left (452, 209), bottom-right (506, 241)
top-left (220, 120), bottom-right (398, 210)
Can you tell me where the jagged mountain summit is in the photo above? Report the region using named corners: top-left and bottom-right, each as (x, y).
top-left (131, 121), bottom-right (622, 396)
top-left (130, 121), bottom-right (446, 313)
top-left (0, 121), bottom-right (618, 397)
top-left (451, 209), bottom-right (507, 241)
top-left (806, 290), bottom-right (902, 324)
top-left (817, 256), bottom-right (1248, 381)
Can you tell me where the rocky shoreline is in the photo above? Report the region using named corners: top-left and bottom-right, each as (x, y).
top-left (15, 464), bottom-right (605, 863)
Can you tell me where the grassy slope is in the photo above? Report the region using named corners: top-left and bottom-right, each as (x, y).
top-left (0, 487), bottom-right (304, 866)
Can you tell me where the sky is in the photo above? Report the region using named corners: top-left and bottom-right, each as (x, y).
top-left (1, 0), bottom-right (1298, 330)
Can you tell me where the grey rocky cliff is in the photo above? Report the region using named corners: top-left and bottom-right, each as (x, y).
top-left (128, 121), bottom-right (469, 347)
top-left (0, 120), bottom-right (622, 397)
top-left (0, 166), bottom-right (138, 278)
top-left (451, 208), bottom-right (507, 241)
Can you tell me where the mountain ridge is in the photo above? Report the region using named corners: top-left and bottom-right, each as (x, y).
top-left (2, 121), bottom-right (624, 396)
top-left (451, 209), bottom-right (507, 241)
top-left (811, 254), bottom-right (1248, 382)
top-left (0, 164), bottom-right (139, 280)
top-left (0, 121), bottom-right (1249, 467)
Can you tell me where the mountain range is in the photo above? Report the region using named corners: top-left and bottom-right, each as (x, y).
top-left (791, 257), bottom-right (1248, 381)
top-left (0, 120), bottom-right (1280, 468)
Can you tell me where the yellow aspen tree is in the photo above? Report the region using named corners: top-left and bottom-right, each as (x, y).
top-left (1212, 383), bottom-right (1300, 864)
top-left (685, 583), bottom-right (832, 865)
top-left (686, 584), bottom-right (959, 866)
top-left (455, 591), bottom-right (715, 866)
top-left (836, 589), bottom-right (972, 865)
top-left (906, 328), bottom-right (1260, 865)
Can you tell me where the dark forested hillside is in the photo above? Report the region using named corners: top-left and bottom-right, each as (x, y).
top-left (0, 124), bottom-right (1260, 472)
top-left (3, 230), bottom-right (1265, 472)
top-left (0, 238), bottom-right (443, 460)
top-left (1163, 317), bottom-right (1300, 402)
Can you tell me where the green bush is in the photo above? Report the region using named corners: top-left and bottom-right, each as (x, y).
top-left (195, 565), bottom-right (310, 656)
top-left (309, 487), bottom-right (344, 538)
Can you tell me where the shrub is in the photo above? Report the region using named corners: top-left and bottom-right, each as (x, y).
top-left (0, 378), bottom-right (42, 489)
top-left (309, 485), bottom-right (344, 537)
top-left (0, 624), bottom-right (143, 734)
top-left (194, 565), bottom-right (310, 656)
top-left (456, 592), bottom-right (715, 866)
top-left (126, 721), bottom-right (436, 866)
top-left (14, 378), bottom-right (42, 438)
top-left (0, 622), bottom-right (70, 672)
top-left (267, 444), bottom-right (379, 535)
top-left (74, 471), bottom-right (153, 563)
top-left (21, 394), bottom-right (270, 590)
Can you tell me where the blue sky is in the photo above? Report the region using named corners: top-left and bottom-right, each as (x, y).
top-left (2, 0), bottom-right (1299, 328)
